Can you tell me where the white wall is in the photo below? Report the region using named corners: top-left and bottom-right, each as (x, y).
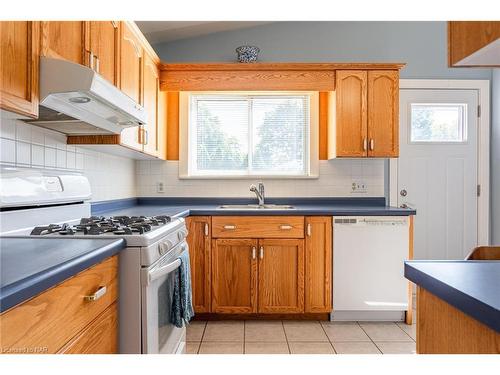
top-left (0, 114), bottom-right (137, 202)
top-left (136, 159), bottom-right (385, 198)
top-left (492, 69), bottom-right (500, 244)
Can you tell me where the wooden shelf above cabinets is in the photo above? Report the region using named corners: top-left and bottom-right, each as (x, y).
top-left (159, 62), bottom-right (405, 92)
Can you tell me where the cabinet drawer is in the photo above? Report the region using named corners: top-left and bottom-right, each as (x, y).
top-left (0, 256), bottom-right (118, 354)
top-left (58, 302), bottom-right (118, 354)
top-left (212, 216), bottom-right (304, 238)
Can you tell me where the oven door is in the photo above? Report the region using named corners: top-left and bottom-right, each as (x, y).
top-left (141, 241), bottom-right (188, 354)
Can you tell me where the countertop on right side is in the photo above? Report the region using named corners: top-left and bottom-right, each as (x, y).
top-left (404, 260), bottom-right (500, 333)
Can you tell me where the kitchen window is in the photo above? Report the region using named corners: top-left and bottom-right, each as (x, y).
top-left (179, 92), bottom-right (319, 178)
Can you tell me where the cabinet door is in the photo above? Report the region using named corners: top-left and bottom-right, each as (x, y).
top-left (142, 53), bottom-right (159, 156)
top-left (0, 21), bottom-right (39, 118)
top-left (89, 21), bottom-right (120, 86)
top-left (119, 22), bottom-right (143, 150)
top-left (305, 217), bottom-right (332, 313)
top-left (211, 239), bottom-right (257, 313)
top-left (186, 216), bottom-right (211, 313)
top-left (258, 239), bottom-right (304, 313)
top-left (367, 70), bottom-right (399, 157)
top-left (40, 21), bottom-right (85, 65)
top-left (58, 303), bottom-right (118, 354)
top-left (336, 70), bottom-right (368, 157)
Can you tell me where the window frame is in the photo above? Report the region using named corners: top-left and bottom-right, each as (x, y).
top-left (408, 102), bottom-right (469, 145)
top-left (179, 91), bottom-right (319, 179)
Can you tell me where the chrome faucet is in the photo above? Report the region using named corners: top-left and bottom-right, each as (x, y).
top-left (250, 182), bottom-right (265, 206)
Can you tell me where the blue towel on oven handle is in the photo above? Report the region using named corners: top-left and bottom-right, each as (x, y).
top-left (170, 248), bottom-right (194, 328)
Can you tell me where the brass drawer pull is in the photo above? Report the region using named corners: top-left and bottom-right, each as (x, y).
top-left (370, 139), bottom-right (374, 151)
top-left (204, 223), bottom-right (209, 236)
top-left (223, 225), bottom-right (236, 230)
top-left (84, 286), bottom-right (107, 302)
top-left (252, 246), bottom-right (256, 260)
top-left (307, 223), bottom-right (312, 236)
top-left (280, 225), bottom-right (293, 230)
top-left (259, 246), bottom-right (264, 259)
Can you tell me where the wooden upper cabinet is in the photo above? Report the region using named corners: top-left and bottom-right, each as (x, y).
top-left (88, 21), bottom-right (120, 86)
top-left (0, 21), bottom-right (39, 118)
top-left (211, 238), bottom-right (257, 313)
top-left (186, 216), bottom-right (211, 313)
top-left (142, 52), bottom-right (159, 156)
top-left (40, 21), bottom-right (86, 65)
top-left (258, 239), bottom-right (305, 313)
top-left (334, 69), bottom-right (399, 158)
top-left (305, 217), bottom-right (332, 313)
top-left (335, 70), bottom-right (368, 157)
top-left (119, 22), bottom-right (143, 151)
top-left (367, 70), bottom-right (399, 157)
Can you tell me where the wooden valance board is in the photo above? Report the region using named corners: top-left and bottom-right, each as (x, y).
top-left (160, 63), bottom-right (405, 91)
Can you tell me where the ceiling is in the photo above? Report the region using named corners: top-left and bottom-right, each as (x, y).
top-left (135, 21), bottom-right (274, 44)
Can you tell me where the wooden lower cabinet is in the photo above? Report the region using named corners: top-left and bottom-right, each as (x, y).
top-left (258, 239), bottom-right (304, 313)
top-left (186, 216), bottom-right (211, 313)
top-left (211, 239), bottom-right (258, 313)
top-left (58, 303), bottom-right (118, 354)
top-left (0, 256), bottom-right (118, 354)
top-left (305, 217), bottom-right (332, 313)
top-left (188, 215), bottom-right (332, 316)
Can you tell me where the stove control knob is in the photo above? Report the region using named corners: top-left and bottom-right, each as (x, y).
top-left (177, 230), bottom-right (187, 241)
top-left (159, 240), bottom-right (173, 256)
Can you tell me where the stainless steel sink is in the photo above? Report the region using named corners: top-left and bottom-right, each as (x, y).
top-left (218, 204), bottom-right (295, 210)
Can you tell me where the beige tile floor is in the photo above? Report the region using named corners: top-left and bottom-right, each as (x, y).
top-left (186, 314), bottom-right (416, 354)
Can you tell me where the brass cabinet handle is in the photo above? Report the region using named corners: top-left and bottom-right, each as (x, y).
top-left (84, 286), bottom-right (107, 302)
top-left (370, 139), bottom-right (374, 151)
top-left (204, 223), bottom-right (209, 236)
top-left (223, 225), bottom-right (236, 230)
top-left (307, 223), bottom-right (312, 236)
top-left (280, 225), bottom-right (293, 230)
top-left (259, 246), bottom-right (264, 259)
top-left (363, 138), bottom-right (368, 151)
top-left (252, 246), bottom-right (256, 260)
top-left (142, 129), bottom-right (149, 145)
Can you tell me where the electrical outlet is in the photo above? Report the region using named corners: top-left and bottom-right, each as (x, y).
top-left (351, 181), bottom-right (367, 194)
top-left (156, 182), bottom-right (165, 193)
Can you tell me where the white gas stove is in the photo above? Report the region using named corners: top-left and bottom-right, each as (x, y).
top-left (0, 166), bottom-right (189, 354)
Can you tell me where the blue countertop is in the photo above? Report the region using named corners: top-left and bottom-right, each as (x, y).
top-left (0, 237), bottom-right (126, 313)
top-left (92, 197), bottom-right (416, 217)
top-left (404, 260), bottom-right (500, 333)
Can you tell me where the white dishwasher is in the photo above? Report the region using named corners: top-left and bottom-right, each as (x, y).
top-left (332, 216), bottom-right (410, 321)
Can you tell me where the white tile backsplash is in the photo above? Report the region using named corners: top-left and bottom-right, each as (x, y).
top-left (0, 116), bottom-right (136, 202)
top-left (135, 159), bottom-right (385, 198)
top-left (1, 114), bottom-right (386, 202)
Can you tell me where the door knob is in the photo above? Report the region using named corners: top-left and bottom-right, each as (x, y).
top-left (400, 189), bottom-right (407, 197)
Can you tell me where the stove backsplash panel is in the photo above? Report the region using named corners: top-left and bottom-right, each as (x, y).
top-left (0, 115), bottom-right (136, 202)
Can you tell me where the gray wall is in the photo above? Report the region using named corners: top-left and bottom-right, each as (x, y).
top-left (154, 21), bottom-right (491, 80)
top-left (152, 21), bottom-right (498, 242)
top-left (492, 69), bottom-right (500, 244)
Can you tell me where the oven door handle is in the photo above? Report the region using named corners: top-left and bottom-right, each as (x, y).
top-left (144, 258), bottom-right (182, 285)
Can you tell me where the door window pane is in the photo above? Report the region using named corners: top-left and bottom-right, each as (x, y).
top-left (410, 104), bottom-right (467, 142)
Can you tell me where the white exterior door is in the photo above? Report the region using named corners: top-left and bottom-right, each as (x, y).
top-left (398, 89), bottom-right (479, 260)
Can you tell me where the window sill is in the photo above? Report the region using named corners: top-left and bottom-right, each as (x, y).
top-left (178, 174), bottom-right (320, 180)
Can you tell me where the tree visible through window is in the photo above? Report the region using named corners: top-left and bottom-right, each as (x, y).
top-left (189, 94), bottom-right (310, 176)
top-left (410, 104), bottom-right (467, 142)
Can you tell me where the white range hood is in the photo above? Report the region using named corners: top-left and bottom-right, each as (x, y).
top-left (28, 57), bottom-right (147, 135)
